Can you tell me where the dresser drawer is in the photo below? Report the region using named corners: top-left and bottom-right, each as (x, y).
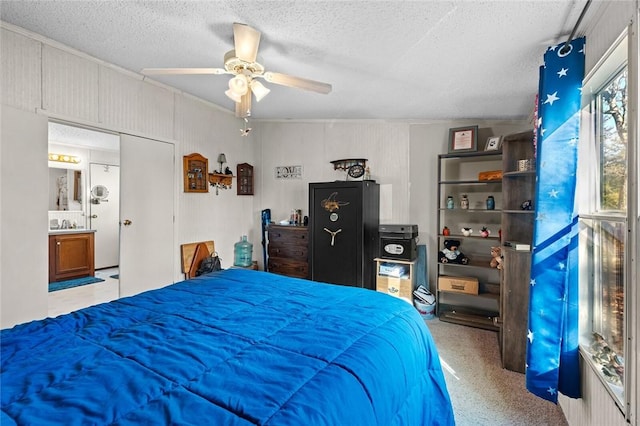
top-left (268, 244), bottom-right (308, 260)
top-left (268, 226), bottom-right (308, 245)
top-left (268, 258), bottom-right (309, 279)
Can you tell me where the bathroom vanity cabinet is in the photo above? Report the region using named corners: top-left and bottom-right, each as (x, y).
top-left (48, 230), bottom-right (95, 282)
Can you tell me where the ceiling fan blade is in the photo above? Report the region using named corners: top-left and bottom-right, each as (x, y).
top-left (263, 72), bottom-right (332, 94)
top-left (233, 23), bottom-right (261, 63)
top-left (235, 91), bottom-right (252, 118)
top-left (141, 68), bottom-right (227, 75)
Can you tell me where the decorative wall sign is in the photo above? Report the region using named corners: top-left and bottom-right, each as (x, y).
top-left (275, 165), bottom-right (303, 179)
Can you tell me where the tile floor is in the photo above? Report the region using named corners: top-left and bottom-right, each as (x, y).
top-left (48, 267), bottom-right (120, 318)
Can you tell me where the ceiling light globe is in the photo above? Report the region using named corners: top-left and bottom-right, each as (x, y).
top-left (225, 89), bottom-right (242, 103)
top-left (228, 75), bottom-right (248, 95)
top-left (250, 80), bottom-right (270, 102)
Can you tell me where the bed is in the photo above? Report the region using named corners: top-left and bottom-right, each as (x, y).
top-left (1, 268), bottom-right (454, 425)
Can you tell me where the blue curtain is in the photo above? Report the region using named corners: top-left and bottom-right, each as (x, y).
top-left (526, 37), bottom-right (585, 403)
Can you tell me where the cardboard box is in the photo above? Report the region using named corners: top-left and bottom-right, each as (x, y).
top-left (438, 276), bottom-right (479, 295)
top-left (478, 170), bottom-right (502, 181)
top-left (377, 276), bottom-right (414, 304)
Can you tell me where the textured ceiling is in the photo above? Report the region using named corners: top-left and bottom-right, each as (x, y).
top-left (0, 1), bottom-right (591, 120)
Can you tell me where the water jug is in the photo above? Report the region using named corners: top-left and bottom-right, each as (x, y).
top-left (234, 235), bottom-right (253, 267)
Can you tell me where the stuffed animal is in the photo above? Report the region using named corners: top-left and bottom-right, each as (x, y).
top-left (490, 246), bottom-right (503, 270)
top-left (438, 239), bottom-right (469, 264)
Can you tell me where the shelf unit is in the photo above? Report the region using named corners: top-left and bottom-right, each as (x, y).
top-left (500, 130), bottom-right (536, 373)
top-left (374, 258), bottom-right (416, 304)
top-left (436, 150), bottom-right (503, 331)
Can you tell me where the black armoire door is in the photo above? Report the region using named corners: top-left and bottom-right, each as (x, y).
top-left (309, 181), bottom-right (379, 289)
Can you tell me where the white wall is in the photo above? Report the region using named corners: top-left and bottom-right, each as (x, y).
top-left (255, 120), bottom-right (412, 224)
top-left (0, 22), bottom-right (256, 327)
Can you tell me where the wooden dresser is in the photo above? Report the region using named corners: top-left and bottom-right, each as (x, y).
top-left (267, 224), bottom-right (309, 279)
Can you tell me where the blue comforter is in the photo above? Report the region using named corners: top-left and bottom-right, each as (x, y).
top-left (2, 269), bottom-right (454, 425)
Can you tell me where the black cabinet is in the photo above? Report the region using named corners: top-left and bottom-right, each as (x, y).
top-left (309, 181), bottom-right (379, 289)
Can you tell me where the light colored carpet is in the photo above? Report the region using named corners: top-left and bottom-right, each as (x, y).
top-left (425, 319), bottom-right (568, 426)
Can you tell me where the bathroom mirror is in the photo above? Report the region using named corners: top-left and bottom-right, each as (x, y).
top-left (90, 184), bottom-right (109, 203)
top-left (49, 167), bottom-right (84, 211)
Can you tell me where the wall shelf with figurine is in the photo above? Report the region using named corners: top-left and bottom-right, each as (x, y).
top-left (208, 153), bottom-right (234, 195)
top-left (330, 158), bottom-right (370, 180)
top-left (183, 153), bottom-right (209, 193)
top-left (208, 173), bottom-right (233, 188)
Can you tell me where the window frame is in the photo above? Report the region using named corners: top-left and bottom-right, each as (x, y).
top-left (577, 30), bottom-right (634, 417)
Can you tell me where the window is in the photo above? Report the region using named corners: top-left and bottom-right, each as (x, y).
top-left (578, 36), bottom-right (629, 409)
top-left (599, 68), bottom-right (628, 213)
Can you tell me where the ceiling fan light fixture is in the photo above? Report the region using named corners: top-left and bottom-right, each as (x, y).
top-left (228, 74), bottom-right (249, 96)
top-left (250, 80), bottom-right (270, 102)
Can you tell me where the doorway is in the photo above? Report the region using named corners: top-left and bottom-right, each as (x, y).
top-left (47, 122), bottom-right (120, 315)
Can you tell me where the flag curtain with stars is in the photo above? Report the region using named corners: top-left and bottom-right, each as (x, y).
top-left (526, 36), bottom-right (585, 404)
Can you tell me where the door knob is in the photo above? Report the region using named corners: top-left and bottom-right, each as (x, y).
top-left (123, 219), bottom-right (132, 226)
top-left (90, 214), bottom-right (98, 218)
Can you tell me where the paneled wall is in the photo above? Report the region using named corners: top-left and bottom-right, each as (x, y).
top-left (0, 23), bottom-right (257, 303)
top-left (0, 21), bottom-right (529, 315)
top-left (256, 121), bottom-right (412, 225)
top-left (583, 0), bottom-right (637, 75)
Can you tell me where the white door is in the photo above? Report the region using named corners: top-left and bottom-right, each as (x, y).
top-left (119, 134), bottom-right (174, 297)
top-left (89, 163), bottom-right (120, 269)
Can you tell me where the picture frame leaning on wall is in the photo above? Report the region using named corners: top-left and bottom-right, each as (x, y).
top-left (448, 126), bottom-right (478, 153)
top-left (484, 136), bottom-right (502, 151)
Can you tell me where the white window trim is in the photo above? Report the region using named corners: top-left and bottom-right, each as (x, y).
top-left (578, 24), bottom-right (638, 421)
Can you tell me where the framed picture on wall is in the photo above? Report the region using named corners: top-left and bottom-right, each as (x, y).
top-left (448, 126), bottom-right (478, 153)
top-left (484, 136), bottom-right (502, 151)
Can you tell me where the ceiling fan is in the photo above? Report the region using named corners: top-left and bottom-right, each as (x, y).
top-left (141, 23), bottom-right (332, 118)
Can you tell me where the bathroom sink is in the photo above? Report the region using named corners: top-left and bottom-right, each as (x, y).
top-left (49, 228), bottom-right (95, 234)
